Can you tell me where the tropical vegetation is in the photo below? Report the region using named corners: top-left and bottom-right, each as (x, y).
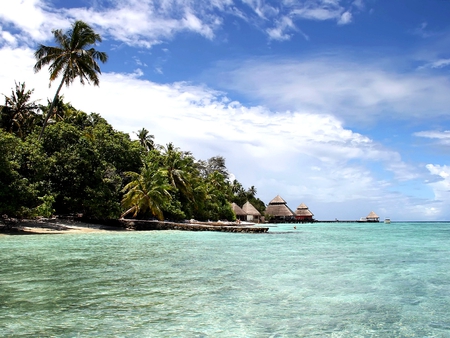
top-left (34, 20), bottom-right (108, 139)
top-left (0, 84), bottom-right (265, 221)
top-left (0, 20), bottom-right (265, 223)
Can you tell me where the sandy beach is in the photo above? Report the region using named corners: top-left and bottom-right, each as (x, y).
top-left (0, 218), bottom-right (127, 235)
top-left (1, 218), bottom-right (269, 234)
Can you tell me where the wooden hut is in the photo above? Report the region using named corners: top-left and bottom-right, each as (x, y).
top-left (231, 202), bottom-right (246, 221)
top-left (294, 203), bottom-right (314, 222)
top-left (265, 195), bottom-right (295, 222)
top-left (242, 201), bottom-right (261, 223)
top-left (366, 211), bottom-right (380, 222)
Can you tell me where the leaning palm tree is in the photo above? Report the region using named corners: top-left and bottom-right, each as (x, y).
top-left (34, 20), bottom-right (108, 139)
top-left (121, 164), bottom-right (172, 220)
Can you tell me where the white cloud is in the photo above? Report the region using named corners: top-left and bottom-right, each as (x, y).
top-left (425, 164), bottom-right (450, 219)
top-left (0, 0), bottom-right (68, 45)
top-left (266, 16), bottom-right (297, 41)
top-left (214, 57), bottom-right (450, 123)
top-left (419, 58), bottom-right (450, 70)
top-left (1, 0), bottom-right (361, 49)
top-left (352, 0), bottom-right (365, 11)
top-left (338, 11), bottom-right (352, 25)
top-left (0, 28), bottom-right (17, 47)
top-left (414, 130), bottom-right (450, 145)
top-left (289, 0), bottom-right (352, 23)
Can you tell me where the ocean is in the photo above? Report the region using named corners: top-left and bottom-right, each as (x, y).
top-left (1, 222), bottom-right (450, 337)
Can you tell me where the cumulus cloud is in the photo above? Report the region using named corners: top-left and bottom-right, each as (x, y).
top-left (425, 164), bottom-right (450, 219)
top-left (338, 11), bottom-right (352, 25)
top-left (0, 0), bottom-right (68, 45)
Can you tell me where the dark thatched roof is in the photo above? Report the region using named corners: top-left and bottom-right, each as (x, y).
top-left (242, 201), bottom-right (261, 216)
top-left (231, 202), bottom-right (246, 216)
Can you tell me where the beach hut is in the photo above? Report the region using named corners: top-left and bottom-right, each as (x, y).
top-left (366, 211), bottom-right (380, 222)
top-left (231, 202), bottom-right (246, 221)
top-left (294, 203), bottom-right (314, 222)
top-left (265, 195), bottom-right (295, 222)
top-left (242, 201), bottom-right (261, 223)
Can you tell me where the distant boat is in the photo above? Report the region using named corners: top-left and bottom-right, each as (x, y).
top-left (384, 218), bottom-right (391, 224)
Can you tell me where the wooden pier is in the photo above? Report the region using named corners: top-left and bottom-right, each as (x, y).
top-left (121, 219), bottom-right (269, 233)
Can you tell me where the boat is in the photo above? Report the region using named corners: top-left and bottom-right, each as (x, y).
top-left (384, 218), bottom-right (391, 224)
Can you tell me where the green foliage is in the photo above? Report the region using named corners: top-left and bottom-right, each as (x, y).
top-left (1, 85), bottom-right (264, 222)
top-left (0, 130), bottom-right (41, 217)
top-left (38, 114), bottom-right (140, 219)
top-left (121, 162), bottom-right (172, 220)
top-left (0, 82), bottom-right (41, 139)
top-left (135, 128), bottom-right (155, 153)
top-left (33, 194), bottom-right (55, 218)
top-left (231, 180), bottom-right (266, 214)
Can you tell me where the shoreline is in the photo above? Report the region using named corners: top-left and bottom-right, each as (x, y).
top-left (1, 218), bottom-right (269, 235)
top-left (0, 218), bottom-right (127, 235)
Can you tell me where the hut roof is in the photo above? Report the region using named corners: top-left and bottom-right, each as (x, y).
top-left (295, 203), bottom-right (314, 216)
top-left (295, 209), bottom-right (313, 217)
top-left (268, 195), bottom-right (287, 205)
top-left (367, 211), bottom-right (379, 219)
top-left (242, 201), bottom-right (261, 216)
top-left (231, 202), bottom-right (246, 216)
top-left (265, 204), bottom-right (294, 217)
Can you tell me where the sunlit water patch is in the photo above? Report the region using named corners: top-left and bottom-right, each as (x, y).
top-left (1, 222), bottom-right (450, 337)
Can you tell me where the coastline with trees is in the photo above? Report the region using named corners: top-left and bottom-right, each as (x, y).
top-left (0, 20), bottom-right (266, 233)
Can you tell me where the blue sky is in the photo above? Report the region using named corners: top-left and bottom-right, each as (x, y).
top-left (1, 0), bottom-right (450, 220)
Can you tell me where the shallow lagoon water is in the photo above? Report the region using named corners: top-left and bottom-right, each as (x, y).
top-left (1, 222), bottom-right (450, 337)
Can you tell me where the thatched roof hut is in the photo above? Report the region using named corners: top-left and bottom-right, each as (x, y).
top-left (231, 202), bottom-right (246, 220)
top-left (294, 203), bottom-right (314, 221)
top-left (265, 195), bottom-right (295, 220)
top-left (242, 201), bottom-right (261, 216)
top-left (242, 201), bottom-right (261, 222)
top-left (366, 211), bottom-right (379, 222)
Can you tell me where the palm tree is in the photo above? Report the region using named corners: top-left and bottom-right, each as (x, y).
top-left (161, 143), bottom-right (194, 201)
top-left (247, 185), bottom-right (257, 198)
top-left (206, 156), bottom-right (229, 179)
top-left (121, 164), bottom-right (172, 220)
top-left (40, 95), bottom-right (76, 123)
top-left (34, 20), bottom-right (108, 139)
top-left (0, 82), bottom-right (39, 138)
top-left (135, 128), bottom-right (155, 152)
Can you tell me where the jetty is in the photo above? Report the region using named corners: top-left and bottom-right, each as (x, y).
top-left (121, 219), bottom-right (269, 233)
top-left (316, 220), bottom-right (379, 223)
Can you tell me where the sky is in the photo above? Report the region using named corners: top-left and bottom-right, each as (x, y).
top-left (1, 0), bottom-right (450, 221)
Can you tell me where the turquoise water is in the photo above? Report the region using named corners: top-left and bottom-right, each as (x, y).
top-left (1, 222), bottom-right (450, 337)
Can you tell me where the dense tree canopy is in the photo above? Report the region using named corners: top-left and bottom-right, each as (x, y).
top-left (0, 82), bottom-right (265, 222)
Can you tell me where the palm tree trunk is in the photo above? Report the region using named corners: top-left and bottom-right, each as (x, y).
top-left (38, 76), bottom-right (65, 140)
